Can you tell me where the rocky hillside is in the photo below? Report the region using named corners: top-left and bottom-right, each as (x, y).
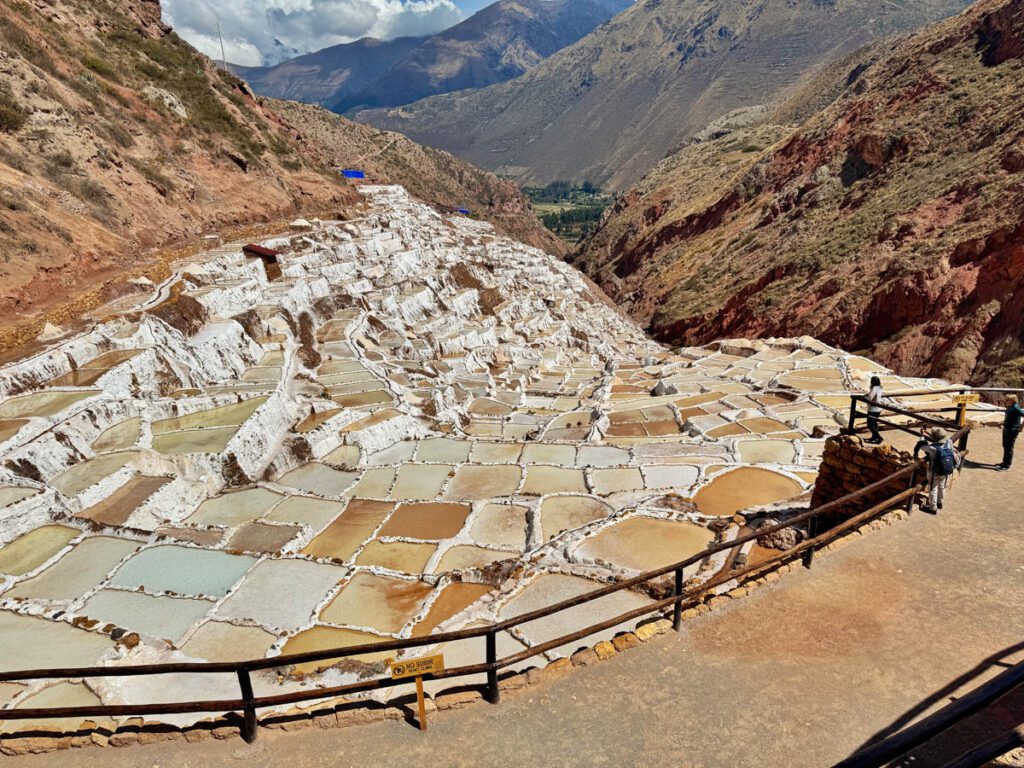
top-left (573, 0), bottom-right (1024, 386)
top-left (0, 0), bottom-right (558, 350)
top-left (232, 36), bottom-right (425, 109)
top-left (332, 0), bottom-right (632, 114)
top-left (360, 0), bottom-right (971, 191)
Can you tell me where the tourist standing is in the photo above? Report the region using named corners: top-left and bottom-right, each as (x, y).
top-left (999, 394), bottom-right (1024, 471)
top-left (864, 375), bottom-right (887, 444)
top-left (914, 428), bottom-right (960, 514)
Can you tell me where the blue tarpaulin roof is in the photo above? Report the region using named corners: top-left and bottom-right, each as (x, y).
top-left (457, 208), bottom-right (471, 215)
top-left (341, 170), bottom-right (366, 179)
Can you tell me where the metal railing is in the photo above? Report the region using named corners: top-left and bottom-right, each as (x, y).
top-left (0, 406), bottom-right (979, 743)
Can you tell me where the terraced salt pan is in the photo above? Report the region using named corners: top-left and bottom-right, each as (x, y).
top-left (109, 546), bottom-right (256, 597)
top-left (0, 611), bottom-right (113, 672)
top-left (0, 390), bottom-right (99, 419)
top-left (81, 590), bottom-right (211, 643)
top-left (319, 572), bottom-right (434, 634)
top-left (1, 682), bottom-right (112, 734)
top-left (187, 487), bottom-right (285, 527)
top-left (0, 525), bottom-right (78, 577)
top-left (694, 467), bottom-right (804, 517)
top-left (216, 559), bottom-right (346, 630)
top-left (575, 517), bottom-right (714, 573)
top-left (500, 575), bottom-right (653, 658)
top-left (180, 621), bottom-right (277, 663)
top-left (7, 536), bottom-right (140, 601)
top-left (0, 184), bottom-right (977, 726)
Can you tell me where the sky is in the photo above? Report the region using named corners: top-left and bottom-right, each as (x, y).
top-left (162, 0), bottom-right (493, 67)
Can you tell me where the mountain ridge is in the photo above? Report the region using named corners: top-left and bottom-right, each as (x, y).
top-left (236, 0), bottom-right (631, 117)
top-left (358, 0), bottom-right (974, 191)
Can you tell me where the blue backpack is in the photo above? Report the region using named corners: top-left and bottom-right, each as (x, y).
top-left (934, 444), bottom-right (957, 476)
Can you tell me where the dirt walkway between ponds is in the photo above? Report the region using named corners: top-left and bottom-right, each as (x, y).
top-left (9, 428), bottom-right (1024, 768)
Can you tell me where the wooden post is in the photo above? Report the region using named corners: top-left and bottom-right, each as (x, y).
top-left (672, 567), bottom-right (683, 631)
top-left (847, 396), bottom-right (859, 435)
top-left (415, 675), bottom-right (427, 731)
top-left (485, 631), bottom-right (499, 704)
top-left (236, 669), bottom-right (257, 743)
top-left (956, 399), bottom-right (969, 452)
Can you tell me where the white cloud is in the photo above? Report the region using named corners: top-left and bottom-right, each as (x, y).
top-left (162, 0), bottom-right (464, 66)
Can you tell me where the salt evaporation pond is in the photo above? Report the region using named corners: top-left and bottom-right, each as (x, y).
top-left (0, 184), bottom-right (984, 732)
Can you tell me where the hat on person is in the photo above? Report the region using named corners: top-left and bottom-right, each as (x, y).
top-left (927, 427), bottom-right (947, 442)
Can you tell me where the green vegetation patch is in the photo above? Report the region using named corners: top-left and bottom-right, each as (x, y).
top-left (524, 181), bottom-right (612, 243)
top-left (0, 83), bottom-right (28, 133)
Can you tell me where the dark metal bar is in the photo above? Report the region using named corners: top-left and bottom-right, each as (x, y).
top-left (802, 514), bottom-right (817, 569)
top-left (237, 669), bottom-right (257, 743)
top-left (485, 631), bottom-right (499, 704)
top-left (940, 725), bottom-right (1024, 768)
top-left (834, 660), bottom-right (1024, 768)
top-left (672, 567), bottom-right (683, 631)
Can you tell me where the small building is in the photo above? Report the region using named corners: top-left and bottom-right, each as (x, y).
top-left (242, 244), bottom-right (283, 280)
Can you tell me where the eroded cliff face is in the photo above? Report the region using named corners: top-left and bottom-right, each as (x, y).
top-left (574, 0), bottom-right (1024, 386)
top-left (0, 0), bottom-right (558, 356)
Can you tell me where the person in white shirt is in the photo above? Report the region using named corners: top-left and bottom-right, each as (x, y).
top-left (864, 376), bottom-right (887, 444)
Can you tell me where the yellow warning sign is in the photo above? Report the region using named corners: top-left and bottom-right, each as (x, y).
top-left (389, 654), bottom-right (445, 680)
top-left (953, 393), bottom-right (981, 405)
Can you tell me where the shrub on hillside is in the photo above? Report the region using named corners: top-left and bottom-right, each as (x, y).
top-left (0, 84), bottom-right (29, 133)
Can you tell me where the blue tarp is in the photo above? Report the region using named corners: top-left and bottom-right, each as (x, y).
top-left (457, 208), bottom-right (471, 215)
top-left (341, 170), bottom-right (366, 179)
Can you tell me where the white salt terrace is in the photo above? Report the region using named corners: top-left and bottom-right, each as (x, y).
top-left (0, 185), bottom-right (977, 731)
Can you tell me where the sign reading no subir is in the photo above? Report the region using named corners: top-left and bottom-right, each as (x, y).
top-left (389, 654), bottom-right (445, 731)
top-left (390, 654), bottom-right (445, 680)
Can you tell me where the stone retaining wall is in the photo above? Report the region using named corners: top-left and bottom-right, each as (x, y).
top-left (811, 435), bottom-right (916, 523)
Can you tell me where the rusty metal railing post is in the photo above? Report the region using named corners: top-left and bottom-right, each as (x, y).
top-left (802, 516), bottom-right (817, 569)
top-left (237, 669), bottom-right (258, 743)
top-left (485, 631), bottom-right (499, 704)
top-left (672, 567), bottom-right (683, 631)
top-left (905, 465), bottom-right (918, 514)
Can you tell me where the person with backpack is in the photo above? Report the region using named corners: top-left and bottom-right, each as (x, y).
top-left (864, 375), bottom-right (888, 444)
top-left (914, 427), bottom-right (960, 514)
top-left (998, 393), bottom-right (1024, 471)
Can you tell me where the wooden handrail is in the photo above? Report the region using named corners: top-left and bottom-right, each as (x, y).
top-left (0, 418), bottom-right (973, 742)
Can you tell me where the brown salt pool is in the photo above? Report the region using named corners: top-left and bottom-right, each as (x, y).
top-left (693, 467), bottom-right (803, 517)
top-left (411, 582), bottom-right (493, 637)
top-left (281, 626), bottom-right (392, 675)
top-left (378, 502), bottom-right (471, 540)
top-left (302, 499), bottom-right (394, 562)
top-left (575, 517), bottom-right (713, 572)
top-left (540, 495), bottom-right (612, 540)
top-left (75, 476), bottom-right (172, 526)
top-left (319, 572), bottom-right (434, 634)
top-left (355, 539), bottom-right (437, 573)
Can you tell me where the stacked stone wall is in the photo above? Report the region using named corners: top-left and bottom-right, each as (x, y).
top-left (811, 435), bottom-right (915, 523)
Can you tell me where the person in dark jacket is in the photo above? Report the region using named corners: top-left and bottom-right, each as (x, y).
top-left (999, 394), bottom-right (1024, 471)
